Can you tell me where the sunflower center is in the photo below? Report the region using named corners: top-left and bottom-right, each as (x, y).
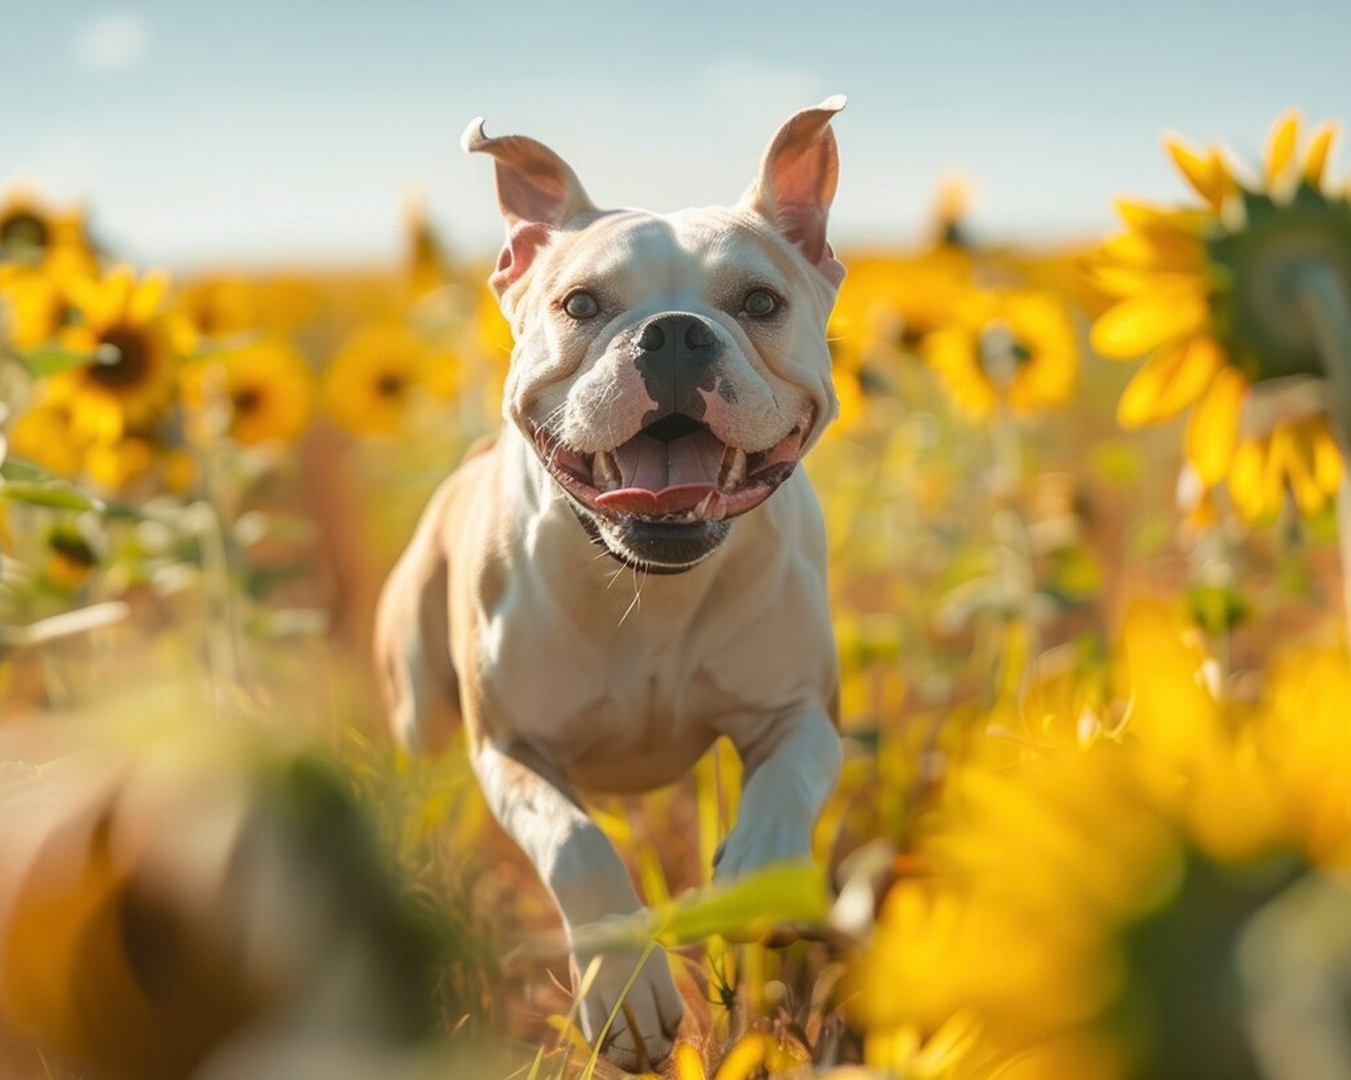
top-left (0, 211), bottom-right (50, 252)
top-left (896, 321), bottom-right (928, 351)
top-left (47, 529), bottom-right (97, 568)
top-left (979, 323), bottom-right (1033, 389)
top-left (89, 326), bottom-right (152, 390)
top-left (232, 386), bottom-right (265, 416)
top-left (1209, 189), bottom-right (1351, 381)
top-left (376, 372), bottom-right (406, 399)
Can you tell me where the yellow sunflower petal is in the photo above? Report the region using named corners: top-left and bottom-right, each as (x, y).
top-left (1312, 421), bottom-right (1344, 493)
top-left (1274, 424), bottom-right (1323, 514)
top-left (1228, 438), bottom-right (1271, 521)
top-left (1116, 337), bottom-right (1223, 428)
top-left (924, 327), bottom-right (996, 418)
top-left (1090, 288), bottom-right (1209, 360)
top-left (63, 274), bottom-right (114, 328)
top-left (1099, 226), bottom-right (1205, 273)
top-left (1113, 199), bottom-right (1208, 235)
top-left (1165, 138), bottom-right (1231, 209)
top-left (1084, 262), bottom-right (1202, 301)
top-left (67, 387), bottom-right (126, 444)
top-left (675, 1043), bottom-right (708, 1080)
top-left (1266, 111), bottom-right (1301, 184)
top-left (1303, 121), bottom-right (1339, 187)
top-left (98, 267), bottom-right (136, 325)
top-left (128, 271), bottom-right (169, 323)
top-left (713, 1033), bottom-right (769, 1080)
top-left (1186, 366), bottom-right (1248, 486)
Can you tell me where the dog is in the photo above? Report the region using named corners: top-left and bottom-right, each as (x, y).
top-left (375, 97), bottom-right (847, 1069)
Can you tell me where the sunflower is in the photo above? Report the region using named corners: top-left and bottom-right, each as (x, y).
top-left (924, 288), bottom-right (1077, 419)
top-left (847, 603), bottom-right (1351, 1080)
top-left (0, 191), bottom-right (97, 350)
top-left (322, 324), bottom-right (451, 437)
top-left (43, 522), bottom-right (100, 590)
top-left (830, 248), bottom-right (974, 371)
top-left (0, 188), bottom-right (92, 268)
top-left (43, 267), bottom-right (192, 443)
top-left (1087, 112), bottom-right (1351, 521)
top-left (182, 337), bottom-right (314, 446)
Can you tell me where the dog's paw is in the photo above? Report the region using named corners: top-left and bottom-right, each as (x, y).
top-left (712, 814), bottom-right (813, 883)
top-left (573, 945), bottom-right (683, 1070)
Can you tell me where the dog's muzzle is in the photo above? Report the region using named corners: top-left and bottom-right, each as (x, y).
top-left (530, 409), bottom-right (814, 573)
top-left (526, 310), bottom-right (815, 572)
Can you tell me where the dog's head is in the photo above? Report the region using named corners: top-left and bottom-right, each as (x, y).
top-left (464, 98), bottom-right (846, 572)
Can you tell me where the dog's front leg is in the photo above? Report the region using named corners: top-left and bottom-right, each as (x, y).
top-left (472, 742), bottom-right (683, 1067)
top-left (715, 704), bottom-right (842, 881)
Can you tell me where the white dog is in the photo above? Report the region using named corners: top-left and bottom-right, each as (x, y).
top-left (375, 97), bottom-right (847, 1069)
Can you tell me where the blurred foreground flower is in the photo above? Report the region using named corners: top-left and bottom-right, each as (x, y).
top-left (848, 602), bottom-right (1351, 1080)
top-left (0, 714), bottom-right (473, 1080)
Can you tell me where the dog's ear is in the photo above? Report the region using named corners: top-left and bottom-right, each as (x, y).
top-left (742, 96), bottom-right (847, 287)
top-left (462, 118), bottom-right (597, 297)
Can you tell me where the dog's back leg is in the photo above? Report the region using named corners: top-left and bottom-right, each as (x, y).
top-left (374, 484), bottom-right (460, 753)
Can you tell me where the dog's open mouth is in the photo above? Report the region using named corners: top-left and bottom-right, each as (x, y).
top-left (532, 411), bottom-right (813, 525)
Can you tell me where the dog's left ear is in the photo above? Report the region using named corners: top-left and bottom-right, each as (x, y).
top-left (462, 118), bottom-right (598, 298)
top-left (743, 95), bottom-right (847, 288)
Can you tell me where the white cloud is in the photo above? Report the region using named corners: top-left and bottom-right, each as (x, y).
top-left (73, 13), bottom-right (149, 72)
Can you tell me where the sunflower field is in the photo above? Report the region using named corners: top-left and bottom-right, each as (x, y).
top-left (4, 110), bottom-right (1351, 1080)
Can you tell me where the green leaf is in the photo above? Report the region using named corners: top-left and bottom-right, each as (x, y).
top-left (1, 457), bottom-right (55, 483)
top-left (17, 345), bottom-right (91, 378)
top-left (570, 862), bottom-right (829, 952)
top-left (0, 480), bottom-right (104, 512)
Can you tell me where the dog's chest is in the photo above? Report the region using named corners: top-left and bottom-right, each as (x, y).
top-left (460, 466), bottom-right (836, 794)
top-left (476, 581), bottom-right (748, 791)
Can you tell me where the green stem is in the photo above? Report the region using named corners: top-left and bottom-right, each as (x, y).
top-left (989, 383), bottom-right (1037, 705)
top-left (1295, 261), bottom-right (1351, 647)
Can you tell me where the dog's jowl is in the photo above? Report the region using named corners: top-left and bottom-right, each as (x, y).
top-left (375, 97), bottom-right (848, 1070)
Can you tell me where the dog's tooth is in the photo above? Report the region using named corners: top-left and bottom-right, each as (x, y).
top-left (719, 448), bottom-right (748, 490)
top-left (694, 490), bottom-right (728, 522)
top-left (592, 450), bottom-right (620, 492)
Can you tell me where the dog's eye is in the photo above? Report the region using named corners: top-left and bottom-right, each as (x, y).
top-left (742, 289), bottom-right (779, 318)
top-left (563, 290), bottom-right (600, 320)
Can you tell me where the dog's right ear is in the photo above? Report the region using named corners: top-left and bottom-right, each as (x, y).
top-left (462, 119), bottom-right (597, 298)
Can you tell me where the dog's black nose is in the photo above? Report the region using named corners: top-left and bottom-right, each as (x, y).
top-left (633, 313), bottom-right (723, 426)
top-left (636, 313), bottom-right (717, 354)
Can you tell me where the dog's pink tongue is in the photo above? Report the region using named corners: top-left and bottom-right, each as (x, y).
top-left (596, 428), bottom-right (725, 515)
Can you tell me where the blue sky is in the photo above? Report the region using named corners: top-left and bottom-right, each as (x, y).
top-left (7, 1), bottom-right (1351, 269)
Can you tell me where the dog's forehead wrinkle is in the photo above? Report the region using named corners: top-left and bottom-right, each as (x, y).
top-left (547, 211), bottom-right (685, 286)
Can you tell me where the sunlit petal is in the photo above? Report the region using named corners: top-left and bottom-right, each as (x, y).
top-left (1185, 366), bottom-right (1248, 485)
top-left (1090, 288), bottom-right (1209, 359)
top-left (1303, 121), bottom-right (1339, 187)
top-left (1265, 110), bottom-right (1301, 184)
